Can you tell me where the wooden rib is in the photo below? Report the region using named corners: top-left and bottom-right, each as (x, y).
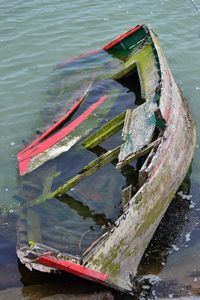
top-left (112, 61), bottom-right (137, 81)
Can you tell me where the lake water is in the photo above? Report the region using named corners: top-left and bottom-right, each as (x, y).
top-left (0, 0), bottom-right (200, 299)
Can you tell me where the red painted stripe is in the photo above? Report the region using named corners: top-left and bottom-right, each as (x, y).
top-left (57, 49), bottom-right (101, 69)
top-left (18, 97), bottom-right (86, 156)
top-left (17, 95), bottom-right (108, 175)
top-left (19, 74), bottom-right (95, 156)
top-left (37, 256), bottom-right (107, 283)
top-left (103, 25), bottom-right (143, 51)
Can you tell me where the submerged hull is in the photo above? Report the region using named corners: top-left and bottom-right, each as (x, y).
top-left (16, 25), bottom-right (196, 292)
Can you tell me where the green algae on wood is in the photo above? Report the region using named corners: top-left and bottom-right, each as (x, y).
top-left (124, 43), bottom-right (159, 100)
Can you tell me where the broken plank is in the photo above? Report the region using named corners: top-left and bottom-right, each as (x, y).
top-left (81, 110), bottom-right (126, 149)
top-left (18, 95), bottom-right (108, 175)
top-left (118, 101), bottom-right (157, 163)
top-left (116, 138), bottom-right (161, 169)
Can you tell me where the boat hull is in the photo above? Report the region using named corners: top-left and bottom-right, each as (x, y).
top-left (16, 25), bottom-right (196, 293)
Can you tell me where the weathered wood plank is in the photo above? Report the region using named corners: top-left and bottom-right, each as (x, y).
top-left (118, 101), bottom-right (157, 163)
top-left (112, 61), bottom-right (137, 81)
top-left (122, 185), bottom-right (132, 206)
top-left (124, 44), bottom-right (159, 100)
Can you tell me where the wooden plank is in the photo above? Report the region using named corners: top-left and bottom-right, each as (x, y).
top-left (81, 110), bottom-right (126, 149)
top-left (122, 185), bottom-right (132, 206)
top-left (103, 25), bottom-right (142, 51)
top-left (118, 101), bottom-right (157, 163)
top-left (57, 49), bottom-right (101, 69)
top-left (112, 62), bottom-right (137, 81)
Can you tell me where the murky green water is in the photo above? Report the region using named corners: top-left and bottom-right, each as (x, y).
top-left (0, 0), bottom-right (200, 299)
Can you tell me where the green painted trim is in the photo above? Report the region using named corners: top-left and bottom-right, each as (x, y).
top-left (125, 44), bottom-right (158, 100)
top-left (106, 27), bottom-right (147, 60)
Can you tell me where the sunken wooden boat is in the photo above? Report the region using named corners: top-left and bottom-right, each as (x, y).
top-left (16, 25), bottom-right (195, 292)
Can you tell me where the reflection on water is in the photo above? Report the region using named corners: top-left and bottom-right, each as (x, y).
top-left (4, 262), bottom-right (115, 300)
